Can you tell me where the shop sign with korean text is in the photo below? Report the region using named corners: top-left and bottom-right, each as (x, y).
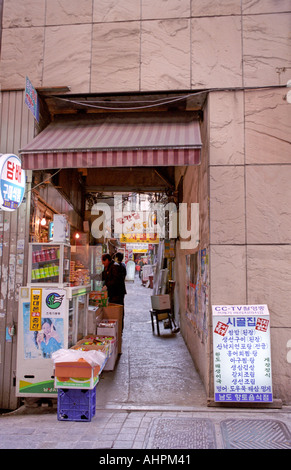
top-left (212, 304), bottom-right (273, 403)
top-left (120, 233), bottom-right (159, 244)
top-left (25, 76), bottom-right (39, 122)
top-left (0, 154), bottom-right (26, 211)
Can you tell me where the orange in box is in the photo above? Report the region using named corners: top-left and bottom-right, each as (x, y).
top-left (71, 338), bottom-right (109, 355)
top-left (55, 358), bottom-right (100, 382)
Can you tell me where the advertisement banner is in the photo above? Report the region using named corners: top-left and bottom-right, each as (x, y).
top-left (24, 288), bottom-right (65, 360)
top-left (30, 289), bottom-right (42, 331)
top-left (25, 76), bottom-right (39, 122)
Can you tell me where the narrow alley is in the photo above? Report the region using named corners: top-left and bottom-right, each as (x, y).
top-left (95, 274), bottom-right (207, 410)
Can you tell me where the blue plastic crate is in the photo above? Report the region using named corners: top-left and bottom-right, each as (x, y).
top-left (57, 386), bottom-right (96, 422)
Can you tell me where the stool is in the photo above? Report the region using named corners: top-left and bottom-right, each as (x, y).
top-left (150, 308), bottom-right (172, 336)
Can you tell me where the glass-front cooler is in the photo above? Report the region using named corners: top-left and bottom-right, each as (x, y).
top-left (67, 286), bottom-right (90, 348)
top-left (27, 243), bottom-right (70, 286)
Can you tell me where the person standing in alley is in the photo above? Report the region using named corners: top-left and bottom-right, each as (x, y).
top-left (115, 252), bottom-right (127, 280)
top-left (102, 253), bottom-right (127, 329)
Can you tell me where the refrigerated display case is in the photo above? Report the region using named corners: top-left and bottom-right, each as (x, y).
top-left (28, 242), bottom-right (71, 286)
top-left (16, 284), bottom-right (91, 397)
top-left (16, 242), bottom-right (91, 398)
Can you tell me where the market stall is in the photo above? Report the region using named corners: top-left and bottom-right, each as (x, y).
top-left (16, 238), bottom-right (123, 421)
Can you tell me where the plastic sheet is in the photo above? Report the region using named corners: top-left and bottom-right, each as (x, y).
top-left (52, 348), bottom-right (106, 367)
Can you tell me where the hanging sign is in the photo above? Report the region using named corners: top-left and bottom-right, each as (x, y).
top-left (120, 233), bottom-right (159, 244)
top-left (212, 304), bottom-right (273, 403)
top-left (25, 76), bottom-right (39, 122)
top-left (126, 243), bottom-right (148, 253)
top-left (0, 154), bottom-right (26, 211)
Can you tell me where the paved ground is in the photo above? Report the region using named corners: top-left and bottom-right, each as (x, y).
top-left (1, 276), bottom-right (291, 450)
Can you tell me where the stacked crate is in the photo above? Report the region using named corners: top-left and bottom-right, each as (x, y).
top-left (54, 348), bottom-right (107, 422)
top-left (57, 387), bottom-right (96, 422)
top-left (54, 316), bottom-right (119, 422)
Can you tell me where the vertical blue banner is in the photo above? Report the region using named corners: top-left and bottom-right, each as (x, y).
top-left (25, 76), bottom-right (39, 123)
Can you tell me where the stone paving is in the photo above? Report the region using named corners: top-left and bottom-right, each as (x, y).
top-left (1, 404), bottom-right (291, 449)
top-left (1, 276), bottom-right (291, 450)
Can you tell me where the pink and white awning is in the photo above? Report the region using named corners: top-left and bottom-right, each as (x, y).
top-left (20, 115), bottom-right (202, 170)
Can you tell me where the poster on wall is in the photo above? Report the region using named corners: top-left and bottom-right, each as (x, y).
top-left (23, 288), bottom-right (65, 359)
top-left (200, 249), bottom-right (208, 340)
top-left (212, 304), bottom-right (273, 403)
top-left (185, 253), bottom-right (200, 328)
top-left (185, 249), bottom-right (209, 342)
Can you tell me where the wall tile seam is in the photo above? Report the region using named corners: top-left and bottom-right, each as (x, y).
top-left (89, 0), bottom-right (95, 95)
top-left (3, 11), bottom-right (290, 30)
top-left (210, 243), bottom-right (291, 247)
top-left (209, 163), bottom-right (291, 167)
top-left (139, 0), bottom-right (142, 92)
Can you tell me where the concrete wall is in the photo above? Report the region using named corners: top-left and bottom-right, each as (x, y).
top-left (1, 1), bottom-right (291, 404)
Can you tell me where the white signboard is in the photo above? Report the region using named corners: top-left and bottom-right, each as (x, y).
top-left (0, 154), bottom-right (26, 211)
top-left (212, 305), bottom-right (272, 403)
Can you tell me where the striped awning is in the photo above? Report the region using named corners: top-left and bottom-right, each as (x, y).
top-left (20, 115), bottom-right (202, 170)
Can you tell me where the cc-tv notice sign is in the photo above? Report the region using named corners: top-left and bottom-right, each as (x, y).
top-left (212, 305), bottom-right (273, 403)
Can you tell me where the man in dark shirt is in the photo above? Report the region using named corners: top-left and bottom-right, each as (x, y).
top-left (102, 253), bottom-right (126, 306)
top-left (114, 252), bottom-right (127, 280)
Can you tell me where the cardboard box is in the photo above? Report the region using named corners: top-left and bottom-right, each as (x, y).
top-left (103, 340), bottom-right (118, 371)
top-left (89, 290), bottom-right (109, 307)
top-left (94, 335), bottom-right (116, 356)
top-left (87, 306), bottom-right (98, 334)
top-left (151, 295), bottom-right (171, 310)
top-left (81, 334), bottom-right (117, 371)
top-left (54, 359), bottom-right (101, 389)
top-left (97, 320), bottom-right (118, 338)
top-left (55, 359), bottom-right (101, 379)
top-left (55, 373), bottom-right (99, 390)
top-left (71, 338), bottom-right (109, 357)
top-left (99, 303), bottom-right (124, 354)
top-left (155, 312), bottom-right (169, 320)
